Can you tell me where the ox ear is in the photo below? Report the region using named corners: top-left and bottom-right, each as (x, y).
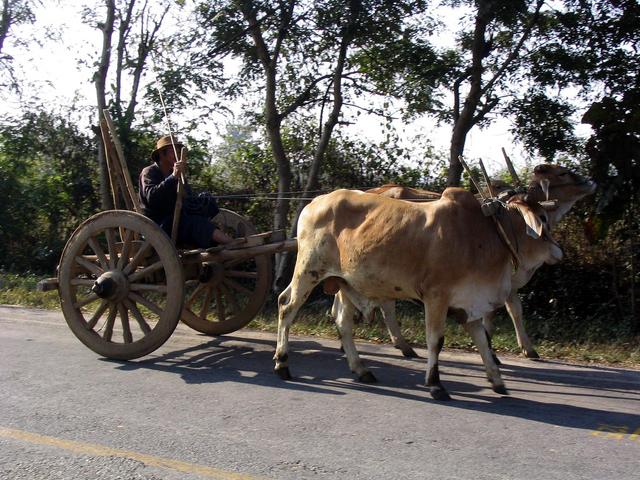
top-left (512, 203), bottom-right (544, 239)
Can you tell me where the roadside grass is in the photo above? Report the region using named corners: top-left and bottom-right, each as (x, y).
top-left (248, 300), bottom-right (640, 368)
top-left (2, 273), bottom-right (639, 368)
top-left (0, 273), bottom-right (60, 310)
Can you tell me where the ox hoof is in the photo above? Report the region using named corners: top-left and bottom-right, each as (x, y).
top-left (358, 371), bottom-right (377, 384)
top-left (492, 384), bottom-right (509, 396)
top-left (429, 386), bottom-right (451, 401)
top-left (492, 353), bottom-right (502, 366)
top-left (524, 349), bottom-right (540, 359)
top-left (275, 366), bottom-right (292, 381)
top-left (400, 347), bottom-right (419, 359)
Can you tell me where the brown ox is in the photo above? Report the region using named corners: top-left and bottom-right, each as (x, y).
top-left (274, 186), bottom-right (562, 400)
top-left (346, 164), bottom-right (596, 360)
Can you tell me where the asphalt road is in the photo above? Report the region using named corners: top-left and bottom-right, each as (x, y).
top-left (1, 305), bottom-right (639, 480)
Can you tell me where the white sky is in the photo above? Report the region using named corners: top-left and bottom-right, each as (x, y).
top-left (2, 1), bottom-right (594, 177)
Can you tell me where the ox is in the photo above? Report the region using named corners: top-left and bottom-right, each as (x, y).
top-left (343, 164), bottom-right (596, 360)
top-left (274, 185), bottom-right (562, 400)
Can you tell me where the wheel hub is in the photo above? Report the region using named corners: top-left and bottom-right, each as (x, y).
top-left (91, 270), bottom-right (129, 302)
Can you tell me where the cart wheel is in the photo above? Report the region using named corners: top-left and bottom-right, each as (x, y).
top-left (181, 209), bottom-right (272, 335)
top-left (58, 210), bottom-right (184, 360)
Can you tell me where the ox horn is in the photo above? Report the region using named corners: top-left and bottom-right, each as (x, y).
top-left (540, 178), bottom-right (550, 201)
top-left (501, 148), bottom-right (522, 188)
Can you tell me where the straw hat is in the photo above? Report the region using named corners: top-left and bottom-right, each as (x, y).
top-left (151, 135), bottom-right (183, 162)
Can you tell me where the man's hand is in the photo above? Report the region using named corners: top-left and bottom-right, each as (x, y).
top-left (172, 146), bottom-right (188, 179)
top-left (172, 160), bottom-right (185, 178)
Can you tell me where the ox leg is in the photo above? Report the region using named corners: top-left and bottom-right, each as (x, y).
top-left (464, 320), bottom-right (508, 395)
top-left (274, 277), bottom-right (317, 380)
top-left (380, 301), bottom-right (419, 358)
top-left (482, 310), bottom-right (502, 366)
top-left (334, 291), bottom-right (376, 383)
top-left (424, 300), bottom-right (450, 401)
top-left (505, 292), bottom-right (539, 359)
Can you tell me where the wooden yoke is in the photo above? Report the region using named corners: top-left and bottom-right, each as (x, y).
top-left (459, 156), bottom-right (521, 271)
top-left (99, 109), bottom-right (142, 214)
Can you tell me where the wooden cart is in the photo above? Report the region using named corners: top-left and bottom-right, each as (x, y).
top-left (39, 112), bottom-right (296, 360)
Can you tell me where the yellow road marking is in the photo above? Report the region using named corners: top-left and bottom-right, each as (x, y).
top-left (0, 427), bottom-right (265, 480)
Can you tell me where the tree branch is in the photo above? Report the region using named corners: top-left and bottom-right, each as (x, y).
top-left (481, 0), bottom-right (544, 97)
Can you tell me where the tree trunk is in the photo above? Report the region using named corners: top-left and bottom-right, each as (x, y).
top-left (94, 0), bottom-right (115, 209)
top-left (446, 3), bottom-right (491, 186)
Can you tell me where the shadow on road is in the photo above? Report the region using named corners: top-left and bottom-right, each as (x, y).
top-left (105, 334), bottom-right (640, 433)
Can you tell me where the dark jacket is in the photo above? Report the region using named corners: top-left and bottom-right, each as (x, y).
top-left (138, 163), bottom-right (193, 224)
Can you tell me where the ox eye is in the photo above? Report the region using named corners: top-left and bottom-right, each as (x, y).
top-left (540, 214), bottom-right (548, 224)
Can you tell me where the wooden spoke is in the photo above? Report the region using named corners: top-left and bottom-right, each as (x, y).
top-left (73, 293), bottom-right (100, 309)
top-left (127, 260), bottom-right (164, 283)
top-left (103, 306), bottom-right (116, 341)
top-left (70, 278), bottom-right (97, 287)
top-left (123, 298), bottom-right (151, 334)
top-left (105, 228), bottom-right (117, 269)
top-left (129, 283), bottom-right (168, 293)
top-left (199, 286), bottom-right (213, 321)
top-left (223, 277), bottom-right (253, 296)
top-left (226, 270), bottom-right (258, 279)
top-left (214, 287), bottom-right (225, 323)
top-left (223, 258), bottom-right (247, 269)
top-left (122, 239), bottom-right (152, 275)
top-left (87, 301), bottom-right (109, 329)
top-left (186, 283), bottom-right (206, 308)
top-left (117, 229), bottom-right (133, 270)
top-left (118, 303), bottom-right (133, 343)
top-left (75, 255), bottom-right (103, 277)
top-left (220, 283), bottom-right (239, 315)
top-left (88, 237), bottom-right (109, 270)
top-left (128, 292), bottom-right (163, 316)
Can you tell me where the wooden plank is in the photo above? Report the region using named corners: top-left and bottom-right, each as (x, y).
top-left (100, 119), bottom-right (135, 211)
top-left (102, 110), bottom-right (142, 213)
top-left (99, 119), bottom-right (122, 209)
top-left (36, 278), bottom-right (59, 292)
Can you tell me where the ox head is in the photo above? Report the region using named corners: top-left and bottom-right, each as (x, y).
top-left (509, 199), bottom-right (564, 265)
top-left (525, 164), bottom-right (597, 229)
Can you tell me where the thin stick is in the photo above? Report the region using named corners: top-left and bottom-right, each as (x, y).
top-left (171, 147), bottom-right (186, 244)
top-left (501, 147), bottom-right (522, 187)
top-left (478, 158), bottom-right (497, 198)
top-left (458, 156), bottom-right (485, 200)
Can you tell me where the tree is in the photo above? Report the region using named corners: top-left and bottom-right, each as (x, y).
top-left (86, 0), bottom-right (174, 208)
top-left (180, 0), bottom-right (432, 285)
top-left (0, 0), bottom-right (39, 91)
top-left (360, 0), bottom-right (581, 185)
top-left (0, 110), bottom-right (98, 272)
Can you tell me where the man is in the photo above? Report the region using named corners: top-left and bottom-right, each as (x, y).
top-left (138, 135), bottom-right (233, 247)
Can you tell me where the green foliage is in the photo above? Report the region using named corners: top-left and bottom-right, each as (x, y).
top-left (521, 207), bottom-right (639, 337)
top-left (195, 119), bottom-right (445, 232)
top-left (0, 272), bottom-right (59, 309)
top-left (0, 110), bottom-right (99, 272)
top-left (508, 89), bottom-right (578, 160)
